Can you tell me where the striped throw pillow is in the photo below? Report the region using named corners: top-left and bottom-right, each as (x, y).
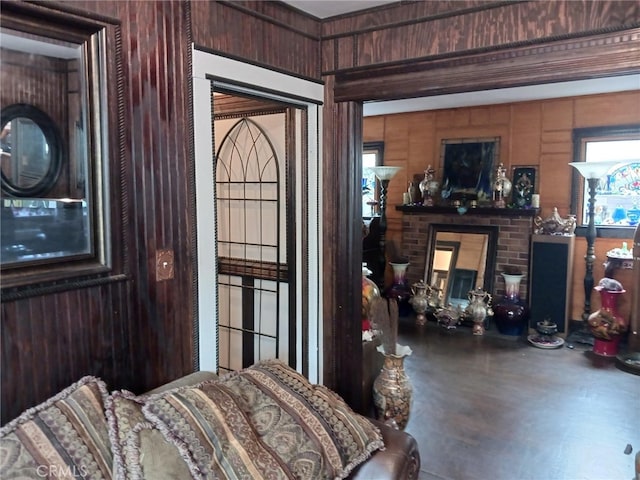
top-left (0, 376), bottom-right (112, 479)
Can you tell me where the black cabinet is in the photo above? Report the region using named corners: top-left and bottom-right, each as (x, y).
top-left (528, 234), bottom-right (575, 336)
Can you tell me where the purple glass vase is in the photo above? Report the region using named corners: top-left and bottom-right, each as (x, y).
top-left (385, 262), bottom-right (413, 317)
top-left (493, 273), bottom-right (529, 336)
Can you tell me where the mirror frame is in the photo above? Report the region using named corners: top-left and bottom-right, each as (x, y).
top-left (1, 2), bottom-right (126, 297)
top-left (424, 223), bottom-right (499, 305)
top-left (1, 103), bottom-right (64, 197)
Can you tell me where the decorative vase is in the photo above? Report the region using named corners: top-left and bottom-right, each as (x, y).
top-left (493, 273), bottom-right (529, 336)
top-left (406, 181), bottom-right (416, 204)
top-left (464, 287), bottom-right (493, 335)
top-left (588, 286), bottom-right (627, 356)
top-left (362, 263), bottom-right (381, 331)
top-left (385, 262), bottom-right (413, 317)
top-left (493, 163), bottom-right (512, 208)
top-left (419, 166), bottom-right (439, 207)
top-left (409, 280), bottom-right (430, 326)
top-left (373, 345), bottom-right (413, 430)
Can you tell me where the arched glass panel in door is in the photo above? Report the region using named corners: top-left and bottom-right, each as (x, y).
top-left (215, 117), bottom-right (288, 373)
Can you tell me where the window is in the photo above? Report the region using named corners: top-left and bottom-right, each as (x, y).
top-left (571, 125), bottom-right (640, 233)
top-left (362, 142), bottom-right (383, 217)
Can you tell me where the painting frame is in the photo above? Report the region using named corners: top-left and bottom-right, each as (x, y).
top-left (440, 137), bottom-right (500, 203)
top-left (511, 166), bottom-right (537, 207)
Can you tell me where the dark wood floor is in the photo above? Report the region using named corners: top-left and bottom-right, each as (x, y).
top-left (396, 316), bottom-right (640, 480)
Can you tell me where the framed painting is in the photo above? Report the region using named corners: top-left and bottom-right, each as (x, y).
top-left (511, 166), bottom-right (536, 207)
top-left (440, 137), bottom-right (499, 203)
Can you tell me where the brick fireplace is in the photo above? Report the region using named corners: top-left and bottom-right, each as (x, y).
top-left (398, 206), bottom-right (537, 299)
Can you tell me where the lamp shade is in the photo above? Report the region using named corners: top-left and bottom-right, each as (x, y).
top-left (569, 161), bottom-right (622, 179)
top-left (368, 166), bottom-right (402, 181)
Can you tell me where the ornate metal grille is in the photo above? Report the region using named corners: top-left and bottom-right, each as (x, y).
top-left (215, 117), bottom-right (288, 373)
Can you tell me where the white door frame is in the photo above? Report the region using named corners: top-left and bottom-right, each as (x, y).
top-left (192, 48), bottom-right (324, 382)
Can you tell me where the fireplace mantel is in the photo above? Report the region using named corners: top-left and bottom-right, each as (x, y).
top-left (396, 205), bottom-right (539, 217)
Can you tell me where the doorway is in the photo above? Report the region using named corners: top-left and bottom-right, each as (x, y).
top-left (192, 50), bottom-right (324, 381)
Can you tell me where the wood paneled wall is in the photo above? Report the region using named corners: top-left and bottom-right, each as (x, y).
top-left (322, 1), bottom-right (639, 73)
top-left (1, 0), bottom-right (196, 424)
top-left (1, 282), bottom-right (134, 423)
top-left (191, 0), bottom-right (321, 79)
top-left (363, 90), bottom-right (640, 323)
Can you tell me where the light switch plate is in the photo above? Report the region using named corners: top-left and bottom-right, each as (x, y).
top-left (156, 249), bottom-right (174, 281)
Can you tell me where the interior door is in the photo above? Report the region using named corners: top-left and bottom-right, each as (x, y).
top-left (192, 50), bottom-right (324, 382)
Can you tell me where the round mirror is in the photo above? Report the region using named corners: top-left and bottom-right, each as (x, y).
top-left (1, 103), bottom-right (63, 197)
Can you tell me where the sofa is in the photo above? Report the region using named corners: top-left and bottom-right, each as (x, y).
top-left (0, 359), bottom-right (420, 479)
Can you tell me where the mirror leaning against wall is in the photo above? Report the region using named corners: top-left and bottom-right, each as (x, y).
top-left (0, 3), bottom-right (120, 292)
top-left (424, 224), bottom-right (498, 311)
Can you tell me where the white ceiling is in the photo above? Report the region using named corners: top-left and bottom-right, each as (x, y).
top-left (283, 1), bottom-right (396, 18)
top-left (281, 1), bottom-right (640, 116)
top-left (363, 75), bottom-right (640, 116)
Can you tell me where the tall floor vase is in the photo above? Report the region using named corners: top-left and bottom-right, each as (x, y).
top-left (373, 351), bottom-right (413, 430)
top-left (588, 287), bottom-right (627, 356)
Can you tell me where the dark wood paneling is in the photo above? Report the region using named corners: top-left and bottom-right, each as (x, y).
top-left (1, 0), bottom-right (194, 424)
top-left (191, 1), bottom-right (321, 80)
top-left (322, 0), bottom-right (640, 73)
top-left (322, 0), bottom-right (507, 37)
top-left (322, 74), bottom-right (365, 410)
top-left (334, 28), bottom-right (640, 102)
top-left (1, 281), bottom-right (134, 424)
top-left (104, 0), bottom-right (195, 392)
top-left (213, 93), bottom-right (290, 116)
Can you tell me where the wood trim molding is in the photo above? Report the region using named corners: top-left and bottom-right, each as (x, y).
top-left (321, 1), bottom-right (518, 40)
top-left (333, 28), bottom-right (640, 102)
top-left (322, 75), bottom-right (365, 410)
top-left (216, 0), bottom-right (321, 41)
top-left (396, 205), bottom-right (540, 217)
top-left (0, 274), bottom-right (129, 302)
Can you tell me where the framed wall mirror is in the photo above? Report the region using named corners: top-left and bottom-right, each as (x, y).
top-left (424, 224), bottom-right (498, 309)
top-left (0, 2), bottom-right (124, 293)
